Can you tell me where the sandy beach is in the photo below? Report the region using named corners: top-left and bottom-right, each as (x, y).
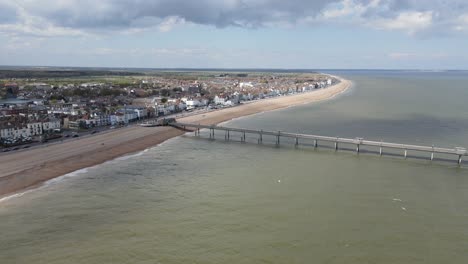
top-left (0, 77), bottom-right (351, 197)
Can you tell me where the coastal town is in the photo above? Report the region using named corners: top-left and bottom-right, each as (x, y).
top-left (0, 70), bottom-right (336, 150)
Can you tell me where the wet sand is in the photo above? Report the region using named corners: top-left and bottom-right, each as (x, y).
top-left (0, 77), bottom-right (351, 197)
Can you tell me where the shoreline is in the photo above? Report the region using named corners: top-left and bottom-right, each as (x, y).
top-left (0, 76), bottom-right (352, 199)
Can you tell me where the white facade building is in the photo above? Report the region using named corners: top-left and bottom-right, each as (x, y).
top-left (133, 108), bottom-right (147, 119)
top-left (185, 99), bottom-right (201, 110)
top-left (27, 122), bottom-right (43, 136)
top-left (1, 126), bottom-right (31, 140)
top-left (214, 96), bottom-right (225, 105)
top-left (42, 119), bottom-right (61, 132)
top-left (1, 119), bottom-right (61, 141)
top-left (110, 114), bottom-right (125, 125)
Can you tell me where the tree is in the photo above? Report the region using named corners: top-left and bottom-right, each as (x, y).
top-left (160, 89), bottom-right (170, 97)
top-left (161, 98), bottom-right (168, 104)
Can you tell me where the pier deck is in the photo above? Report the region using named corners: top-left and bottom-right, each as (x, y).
top-left (170, 122), bottom-right (467, 164)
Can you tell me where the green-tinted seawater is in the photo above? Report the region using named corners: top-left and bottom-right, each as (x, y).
top-left (1, 71), bottom-right (468, 263)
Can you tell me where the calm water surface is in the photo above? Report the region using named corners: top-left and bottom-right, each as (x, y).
top-left (1, 71), bottom-right (468, 264)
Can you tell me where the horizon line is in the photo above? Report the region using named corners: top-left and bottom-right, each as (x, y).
top-left (0, 65), bottom-right (467, 72)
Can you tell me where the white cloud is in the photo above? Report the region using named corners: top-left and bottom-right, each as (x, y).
top-left (373, 11), bottom-right (434, 35)
top-left (0, 0), bottom-right (467, 38)
top-left (388, 52), bottom-right (418, 59)
top-left (388, 52), bottom-right (449, 60)
top-left (321, 0), bottom-right (381, 19)
top-left (313, 1), bottom-right (441, 36)
top-left (82, 47), bottom-right (209, 57)
top-left (157, 16), bottom-right (186, 32)
top-left (3, 36), bottom-right (45, 51)
top-left (0, 1), bottom-right (87, 37)
top-left (454, 14), bottom-right (468, 31)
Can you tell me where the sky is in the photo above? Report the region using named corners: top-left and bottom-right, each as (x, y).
top-left (0, 0), bottom-right (467, 69)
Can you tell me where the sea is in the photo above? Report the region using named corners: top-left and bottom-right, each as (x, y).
top-left (1, 70), bottom-right (468, 264)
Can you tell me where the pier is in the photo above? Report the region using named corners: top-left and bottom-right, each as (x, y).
top-left (170, 122), bottom-right (468, 165)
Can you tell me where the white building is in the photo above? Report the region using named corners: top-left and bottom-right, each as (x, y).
top-left (112, 109), bottom-right (139, 124)
top-left (214, 96), bottom-right (225, 105)
top-left (110, 114), bottom-right (126, 125)
top-left (42, 119), bottom-right (61, 132)
top-left (178, 102), bottom-right (187, 111)
top-left (156, 105), bottom-right (170, 116)
top-left (132, 107), bottom-right (147, 120)
top-left (27, 122), bottom-right (43, 136)
top-left (1, 126), bottom-right (31, 141)
top-left (185, 99), bottom-right (201, 110)
top-left (78, 115), bottom-right (110, 128)
top-left (239, 82), bottom-right (254, 88)
top-left (1, 119), bottom-right (61, 141)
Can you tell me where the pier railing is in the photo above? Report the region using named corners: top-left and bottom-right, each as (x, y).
top-left (170, 122), bottom-right (467, 164)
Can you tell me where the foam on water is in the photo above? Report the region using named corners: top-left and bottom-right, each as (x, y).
top-left (0, 189), bottom-right (35, 203)
top-left (43, 168), bottom-right (90, 186)
top-left (0, 168), bottom-right (90, 204)
top-left (0, 144), bottom-right (169, 204)
top-left (114, 148), bottom-right (150, 161)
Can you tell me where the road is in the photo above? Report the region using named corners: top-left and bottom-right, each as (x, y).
top-left (0, 106), bottom-right (218, 155)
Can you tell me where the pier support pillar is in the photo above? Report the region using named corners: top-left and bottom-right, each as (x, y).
top-left (276, 131), bottom-right (281, 146)
top-left (295, 137), bottom-right (299, 147)
top-left (404, 149), bottom-right (407, 159)
top-left (458, 155), bottom-right (463, 165)
top-left (335, 142), bottom-right (338, 151)
top-left (242, 131), bottom-right (246, 142)
top-left (431, 145), bottom-right (434, 161)
top-left (356, 144), bottom-right (360, 153)
top-left (314, 139), bottom-right (318, 148)
top-left (209, 128), bottom-right (214, 139)
top-left (379, 146), bottom-right (383, 156)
